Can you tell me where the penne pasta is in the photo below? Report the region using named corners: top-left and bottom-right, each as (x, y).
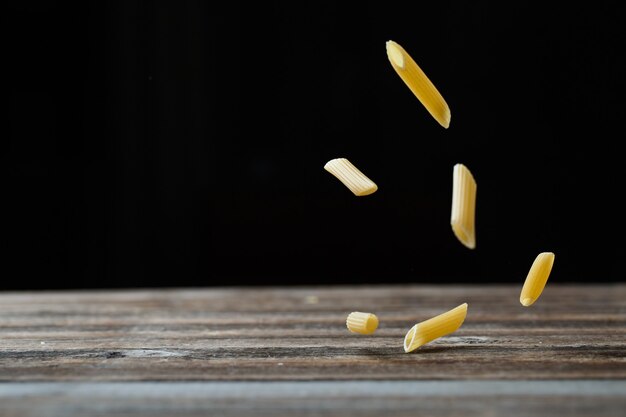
top-left (346, 312), bottom-right (379, 335)
top-left (386, 40), bottom-right (451, 129)
top-left (324, 158), bottom-right (378, 196)
top-left (450, 163), bottom-right (477, 249)
top-left (520, 252), bottom-right (555, 307)
top-left (404, 303), bottom-right (468, 352)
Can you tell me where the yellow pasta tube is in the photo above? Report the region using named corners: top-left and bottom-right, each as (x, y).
top-left (450, 163), bottom-right (477, 249)
top-left (346, 312), bottom-right (379, 335)
top-left (386, 40), bottom-right (451, 128)
top-left (404, 303), bottom-right (468, 353)
top-left (324, 158), bottom-right (378, 196)
top-left (520, 252), bottom-right (555, 307)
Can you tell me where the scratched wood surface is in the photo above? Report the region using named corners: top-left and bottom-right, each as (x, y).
top-left (0, 284), bottom-right (625, 416)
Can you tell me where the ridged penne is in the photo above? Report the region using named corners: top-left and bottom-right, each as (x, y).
top-left (324, 158), bottom-right (378, 196)
top-left (346, 312), bottom-right (379, 335)
top-left (404, 303), bottom-right (468, 353)
top-left (450, 163), bottom-right (477, 249)
top-left (520, 252), bottom-right (555, 307)
top-left (386, 40), bottom-right (451, 129)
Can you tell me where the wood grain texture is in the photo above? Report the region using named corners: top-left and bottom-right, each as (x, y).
top-left (0, 284), bottom-right (625, 416)
top-left (0, 284), bottom-right (625, 381)
top-left (1, 381), bottom-right (625, 417)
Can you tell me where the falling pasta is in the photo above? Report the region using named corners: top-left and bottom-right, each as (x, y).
top-left (520, 252), bottom-right (555, 307)
top-left (324, 158), bottom-right (378, 196)
top-left (346, 312), bottom-right (379, 335)
top-left (386, 40), bottom-right (451, 129)
top-left (450, 163), bottom-right (477, 249)
top-left (404, 303), bottom-right (468, 353)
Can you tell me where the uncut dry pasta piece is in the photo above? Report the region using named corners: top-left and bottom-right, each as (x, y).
top-left (346, 312), bottom-right (379, 335)
top-left (520, 252), bottom-right (555, 307)
top-left (404, 303), bottom-right (468, 353)
top-left (450, 163), bottom-right (477, 249)
top-left (324, 158), bottom-right (378, 196)
top-left (386, 40), bottom-right (451, 129)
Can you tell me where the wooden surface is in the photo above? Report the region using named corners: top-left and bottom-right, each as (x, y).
top-left (0, 284), bottom-right (625, 416)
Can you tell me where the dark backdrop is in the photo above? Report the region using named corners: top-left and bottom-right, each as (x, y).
top-left (3, 1), bottom-right (625, 290)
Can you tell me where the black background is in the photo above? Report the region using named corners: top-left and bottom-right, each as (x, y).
top-left (3, 1), bottom-right (625, 290)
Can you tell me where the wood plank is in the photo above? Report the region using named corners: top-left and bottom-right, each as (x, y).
top-left (1, 381), bottom-right (625, 417)
top-left (0, 284), bottom-right (625, 381)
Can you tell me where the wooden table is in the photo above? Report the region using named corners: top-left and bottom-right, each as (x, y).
top-left (1, 284), bottom-right (625, 416)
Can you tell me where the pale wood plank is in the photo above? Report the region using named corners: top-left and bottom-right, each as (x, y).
top-left (1, 381), bottom-right (625, 417)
